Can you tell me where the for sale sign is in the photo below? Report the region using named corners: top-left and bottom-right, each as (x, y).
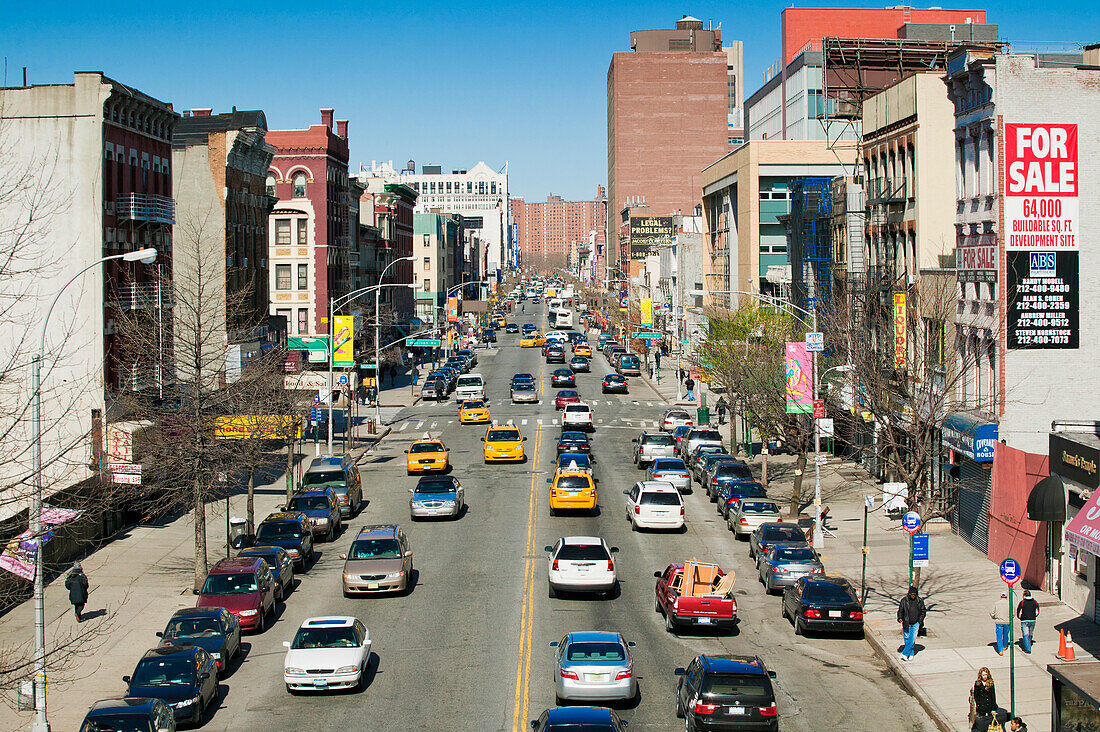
top-left (1005, 124), bottom-right (1078, 251)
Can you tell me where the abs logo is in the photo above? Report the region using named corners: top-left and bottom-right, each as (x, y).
top-left (1029, 251), bottom-right (1056, 278)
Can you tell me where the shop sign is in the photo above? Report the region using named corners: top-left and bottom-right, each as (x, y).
top-left (941, 413), bottom-right (998, 462)
top-left (1051, 432), bottom-right (1099, 490)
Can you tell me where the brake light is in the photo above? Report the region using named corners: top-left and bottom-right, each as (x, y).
top-left (851, 611), bottom-right (864, 619)
top-left (560, 668), bottom-right (579, 680)
top-left (679, 505), bottom-right (685, 516)
top-left (550, 489), bottom-right (557, 498)
top-left (551, 559), bottom-right (559, 571)
top-left (739, 518), bottom-right (749, 524)
top-left (615, 668), bottom-right (633, 680)
top-left (804, 608), bottom-right (821, 618)
top-left (634, 505), bottom-right (641, 515)
top-left (607, 560), bottom-right (615, 572)
top-left (811, 567), bottom-right (824, 573)
top-left (758, 704), bottom-right (778, 717)
top-left (693, 702), bottom-right (717, 714)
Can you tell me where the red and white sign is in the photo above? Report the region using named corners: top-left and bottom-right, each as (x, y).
top-left (1005, 124), bottom-right (1078, 251)
top-left (107, 463), bottom-right (141, 475)
top-left (957, 242), bottom-right (997, 271)
top-left (111, 473), bottom-right (142, 485)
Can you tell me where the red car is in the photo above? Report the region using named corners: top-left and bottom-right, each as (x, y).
top-left (195, 557), bottom-right (277, 633)
top-left (555, 390), bottom-right (581, 410)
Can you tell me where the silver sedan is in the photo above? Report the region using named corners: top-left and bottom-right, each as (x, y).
top-left (758, 543), bottom-right (824, 593)
top-left (551, 631), bottom-right (636, 704)
top-left (409, 477), bottom-right (464, 519)
top-left (646, 458), bottom-right (692, 493)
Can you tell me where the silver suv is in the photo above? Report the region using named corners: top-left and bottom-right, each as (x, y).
top-left (680, 427), bottom-right (723, 461)
top-left (632, 431), bottom-right (676, 468)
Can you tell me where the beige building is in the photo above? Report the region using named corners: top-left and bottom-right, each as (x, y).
top-left (862, 72), bottom-right (957, 285)
top-left (700, 141), bottom-right (855, 309)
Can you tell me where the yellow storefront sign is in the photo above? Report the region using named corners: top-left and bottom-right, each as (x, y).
top-left (214, 415), bottom-right (303, 440)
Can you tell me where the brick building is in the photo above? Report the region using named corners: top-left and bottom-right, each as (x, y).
top-left (266, 109), bottom-right (352, 337)
top-left (354, 174), bottom-right (418, 320)
top-left (509, 186), bottom-right (605, 272)
top-left (607, 16), bottom-right (730, 279)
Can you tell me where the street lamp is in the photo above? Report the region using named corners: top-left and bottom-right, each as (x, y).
top-left (30, 247), bottom-right (157, 732)
top-left (443, 279), bottom-right (487, 357)
top-left (374, 281), bottom-right (420, 425)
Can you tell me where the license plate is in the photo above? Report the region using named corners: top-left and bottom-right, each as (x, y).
top-left (587, 673), bottom-right (610, 682)
top-left (654, 510), bottom-right (667, 515)
top-left (367, 582), bottom-right (379, 589)
top-left (313, 678), bottom-right (328, 687)
top-left (828, 610), bottom-right (841, 618)
top-left (427, 510), bottom-right (437, 515)
top-left (577, 567), bottom-right (589, 573)
top-left (727, 706), bottom-right (746, 715)
top-left (696, 617), bottom-right (713, 625)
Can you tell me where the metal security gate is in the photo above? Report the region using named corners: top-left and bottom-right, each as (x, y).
top-left (950, 460), bottom-right (991, 554)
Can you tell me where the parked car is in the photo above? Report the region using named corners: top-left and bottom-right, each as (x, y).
top-left (674, 654), bottom-right (778, 731)
top-left (341, 524), bottom-right (413, 596)
top-left (546, 535), bottom-right (618, 598)
top-left (80, 698), bottom-right (176, 732)
top-left (157, 607), bottom-right (241, 677)
top-left (680, 427), bottom-right (724, 461)
top-left (632, 431), bottom-right (676, 468)
top-left (728, 499), bottom-right (783, 538)
top-left (647, 458), bottom-right (692, 493)
top-left (654, 560), bottom-right (737, 633)
top-left (601, 374), bottom-right (628, 394)
top-left (781, 576), bottom-right (864, 637)
top-left (551, 368), bottom-right (576, 387)
top-left (662, 408), bottom-right (695, 432)
top-left (690, 446), bottom-right (731, 484)
top-left (717, 481), bottom-right (769, 520)
top-left (237, 545), bottom-right (295, 600)
top-left (554, 389), bottom-right (582, 410)
top-left (285, 487), bottom-right (342, 541)
top-left (562, 403), bottom-right (594, 431)
top-left (671, 425), bottom-right (692, 451)
top-left (706, 460), bottom-right (754, 501)
top-left (195, 556), bottom-right (277, 633)
top-left (530, 707), bottom-right (627, 732)
top-left (302, 454), bottom-right (362, 518)
top-left (409, 475), bottom-right (464, 520)
top-left (255, 512), bottom-right (314, 569)
top-left (624, 481), bottom-right (685, 532)
top-left (758, 543), bottom-right (824, 594)
top-left (749, 523), bottom-right (809, 560)
top-left (455, 373), bottom-right (486, 401)
top-left (283, 616), bottom-right (371, 693)
top-left (551, 632), bottom-right (637, 704)
top-left (123, 645), bottom-right (219, 726)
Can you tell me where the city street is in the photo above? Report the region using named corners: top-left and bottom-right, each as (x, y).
top-left (180, 304), bottom-right (935, 731)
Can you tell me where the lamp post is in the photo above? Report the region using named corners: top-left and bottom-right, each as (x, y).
top-left (442, 279), bottom-right (487, 358)
top-left (30, 247), bottom-right (158, 732)
top-left (374, 281), bottom-right (420, 425)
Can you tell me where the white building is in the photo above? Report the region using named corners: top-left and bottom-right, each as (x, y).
top-left (360, 160), bottom-right (512, 279)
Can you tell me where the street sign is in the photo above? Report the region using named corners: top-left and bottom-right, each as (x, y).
top-left (337, 374), bottom-right (348, 386)
top-left (631, 331), bottom-right (663, 339)
top-left (408, 339), bottom-right (442, 347)
top-left (902, 511), bottom-right (922, 535)
top-left (680, 340), bottom-right (690, 345)
top-left (864, 495), bottom-right (875, 509)
top-left (883, 482), bottom-right (907, 512)
top-left (912, 533), bottom-right (930, 567)
top-left (111, 473), bottom-right (141, 485)
top-left (814, 454), bottom-right (827, 466)
top-left (106, 463), bottom-right (140, 475)
top-left (819, 417), bottom-right (834, 437)
top-left (813, 399), bottom-right (825, 419)
top-left (1000, 557), bottom-right (1021, 586)
top-left (310, 407), bottom-right (322, 421)
top-left (805, 331), bottom-right (825, 352)
top-left (313, 394), bottom-right (321, 403)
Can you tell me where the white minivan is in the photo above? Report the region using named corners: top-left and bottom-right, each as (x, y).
top-left (624, 481), bottom-right (685, 531)
top-left (454, 373), bottom-right (485, 401)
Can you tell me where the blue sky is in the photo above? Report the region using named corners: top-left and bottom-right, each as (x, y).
top-left (3, 1), bottom-right (1098, 200)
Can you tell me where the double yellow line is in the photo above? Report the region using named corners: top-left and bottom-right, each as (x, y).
top-left (511, 422), bottom-right (541, 731)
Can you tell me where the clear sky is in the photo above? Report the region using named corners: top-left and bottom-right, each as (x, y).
top-left (3, 1), bottom-right (1098, 201)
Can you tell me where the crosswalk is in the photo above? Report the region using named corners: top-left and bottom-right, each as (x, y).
top-left (395, 417), bottom-right (665, 432)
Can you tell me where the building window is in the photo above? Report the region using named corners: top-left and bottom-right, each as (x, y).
top-left (297, 263), bottom-right (308, 290)
top-left (297, 308), bottom-right (309, 335)
top-left (292, 172), bottom-right (307, 198)
top-left (422, 278), bottom-right (430, 291)
top-left (275, 264), bottom-right (292, 290)
top-left (266, 174), bottom-right (276, 197)
top-left (275, 219), bottom-right (291, 245)
top-left (297, 219), bottom-right (307, 245)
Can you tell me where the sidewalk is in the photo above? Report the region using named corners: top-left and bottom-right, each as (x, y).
top-left (757, 452), bottom-right (1100, 732)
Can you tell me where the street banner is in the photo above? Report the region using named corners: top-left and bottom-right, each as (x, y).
top-left (893, 293), bottom-right (907, 368)
top-left (0, 507), bottom-right (83, 581)
top-left (629, 216), bottom-right (673, 259)
top-left (785, 341), bottom-right (812, 414)
top-left (1004, 124), bottom-right (1078, 252)
top-left (447, 297), bottom-right (460, 323)
top-left (333, 315), bottom-right (354, 368)
top-left (640, 298), bottom-right (653, 328)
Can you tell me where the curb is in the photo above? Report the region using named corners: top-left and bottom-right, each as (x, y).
top-left (351, 426), bottom-right (393, 463)
top-left (864, 625), bottom-right (955, 732)
top-left (637, 372), bottom-right (671, 404)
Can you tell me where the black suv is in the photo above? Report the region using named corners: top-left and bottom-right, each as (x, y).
top-left (675, 654), bottom-right (778, 731)
top-left (255, 511), bottom-right (314, 569)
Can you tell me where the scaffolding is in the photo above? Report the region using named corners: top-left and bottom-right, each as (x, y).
top-left (787, 177), bottom-right (835, 321)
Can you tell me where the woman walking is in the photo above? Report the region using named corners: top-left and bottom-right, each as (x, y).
top-left (969, 667), bottom-right (1009, 731)
top-left (65, 563), bottom-right (89, 622)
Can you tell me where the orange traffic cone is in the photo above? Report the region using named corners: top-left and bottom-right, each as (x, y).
top-left (1057, 629), bottom-right (1068, 659)
top-left (1064, 630), bottom-right (1077, 661)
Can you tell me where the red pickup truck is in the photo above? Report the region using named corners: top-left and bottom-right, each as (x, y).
top-left (654, 560), bottom-right (737, 633)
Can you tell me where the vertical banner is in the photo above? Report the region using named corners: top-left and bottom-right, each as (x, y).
top-left (640, 298), bottom-right (653, 327)
top-left (893, 293), bottom-right (907, 368)
top-left (333, 315), bottom-right (354, 367)
top-left (785, 341), bottom-right (813, 414)
top-left (447, 296), bottom-right (460, 323)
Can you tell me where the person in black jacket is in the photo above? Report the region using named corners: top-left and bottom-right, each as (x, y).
top-left (970, 667), bottom-right (1009, 731)
top-left (65, 563), bottom-right (89, 622)
top-left (896, 585), bottom-right (926, 661)
top-left (1016, 589), bottom-right (1039, 653)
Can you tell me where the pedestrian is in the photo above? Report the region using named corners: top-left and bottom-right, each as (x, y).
top-left (685, 376), bottom-right (696, 402)
top-left (357, 383), bottom-right (367, 406)
top-left (389, 365), bottom-right (398, 386)
top-left (655, 350), bottom-right (662, 369)
top-left (717, 398), bottom-right (728, 425)
top-left (991, 591), bottom-right (1012, 655)
top-left (366, 385), bottom-right (378, 406)
top-left (411, 366), bottom-right (421, 386)
top-left (1016, 589), bottom-right (1039, 653)
top-left (1007, 716), bottom-right (1027, 731)
top-left (65, 563), bottom-right (89, 622)
top-left (969, 667), bottom-right (1009, 731)
top-left (896, 584), bottom-right (926, 661)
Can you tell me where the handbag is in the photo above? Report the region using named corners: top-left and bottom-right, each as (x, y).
top-left (969, 690), bottom-right (977, 729)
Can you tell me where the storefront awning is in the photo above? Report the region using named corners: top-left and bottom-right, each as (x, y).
top-left (1028, 475), bottom-right (1067, 522)
top-left (1064, 489), bottom-right (1100, 556)
top-left (942, 412), bottom-right (998, 462)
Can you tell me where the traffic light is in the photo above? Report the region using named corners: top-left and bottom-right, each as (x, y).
top-left (618, 324), bottom-right (626, 339)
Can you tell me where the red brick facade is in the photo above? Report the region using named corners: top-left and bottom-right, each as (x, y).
top-left (510, 186), bottom-right (605, 272)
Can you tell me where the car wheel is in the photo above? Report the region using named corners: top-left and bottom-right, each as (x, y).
top-left (256, 610), bottom-right (265, 633)
top-left (630, 519), bottom-right (638, 532)
top-left (794, 618), bottom-right (804, 636)
top-left (781, 602), bottom-right (789, 620)
top-left (275, 584), bottom-right (284, 602)
top-left (655, 596), bottom-right (662, 613)
top-left (286, 683), bottom-right (295, 695)
top-left (676, 695), bottom-right (685, 718)
top-left (665, 612), bottom-right (675, 633)
top-left (548, 583), bottom-right (557, 599)
top-left (749, 546), bottom-right (756, 559)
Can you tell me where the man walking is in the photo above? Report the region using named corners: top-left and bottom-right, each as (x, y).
top-left (685, 376), bottom-right (696, 402)
top-left (991, 591), bottom-right (1012, 655)
top-left (1016, 589), bottom-right (1039, 653)
top-left (65, 563), bottom-right (89, 622)
top-left (896, 585), bottom-right (926, 661)
top-left (716, 398), bottom-right (728, 425)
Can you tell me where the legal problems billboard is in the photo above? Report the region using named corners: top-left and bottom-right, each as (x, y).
top-left (629, 216), bottom-right (673, 259)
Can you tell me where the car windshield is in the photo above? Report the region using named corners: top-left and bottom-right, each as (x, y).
top-left (163, 616), bottom-right (222, 639)
top-left (804, 583), bottom-right (856, 603)
top-left (561, 433), bottom-right (587, 443)
top-left (557, 391), bottom-right (579, 398)
top-left (457, 377), bottom-right (481, 387)
top-left (571, 357), bottom-right (587, 362)
top-left (667, 411), bottom-right (690, 420)
top-left (556, 544), bottom-right (609, 561)
top-left (643, 434), bottom-right (674, 446)
top-left (488, 430), bottom-right (521, 441)
top-left (653, 459), bottom-right (686, 471)
top-left (620, 356), bottom-right (639, 366)
top-left (287, 494), bottom-right (331, 511)
top-left (80, 715), bottom-right (155, 732)
top-left (701, 675), bottom-right (771, 699)
top-left (640, 492), bottom-right (681, 506)
top-left (731, 486), bottom-right (767, 498)
top-left (291, 626), bottom-right (360, 649)
top-left (415, 480), bottom-right (456, 494)
top-left (775, 547), bottom-right (818, 562)
top-left (697, 445), bottom-right (727, 455)
top-left (303, 470), bottom-right (345, 488)
top-left (462, 400), bottom-right (486, 409)
top-left (565, 405), bottom-right (588, 413)
top-left (559, 455), bottom-right (590, 469)
top-left (514, 384), bottom-right (535, 392)
top-left (240, 550), bottom-right (280, 568)
top-left (257, 522), bottom-right (302, 540)
top-left (716, 464), bottom-right (753, 480)
top-left (348, 538), bottom-right (402, 560)
top-left (556, 476), bottom-right (590, 492)
top-left (764, 526), bottom-right (806, 542)
top-left (691, 430), bottom-right (722, 441)
top-left (201, 572), bottom-right (257, 595)
top-left (741, 502), bottom-right (780, 514)
top-left (409, 442), bottom-right (444, 454)
top-left (131, 656), bottom-right (193, 686)
top-left (566, 642), bottom-right (626, 662)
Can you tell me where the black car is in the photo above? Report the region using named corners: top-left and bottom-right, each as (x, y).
top-left (254, 512), bottom-right (314, 569)
top-left (546, 346), bottom-right (566, 364)
top-left (675, 654), bottom-right (778, 731)
top-left (781, 576), bottom-right (864, 637)
top-left (707, 461), bottom-right (755, 501)
top-left (569, 356), bottom-right (590, 373)
top-left (550, 368), bottom-right (575, 387)
top-left (749, 523), bottom-right (808, 559)
top-left (556, 431), bottom-right (592, 455)
top-left (602, 373), bottom-right (628, 394)
top-left (238, 545), bottom-right (295, 600)
top-left (483, 328), bottom-right (497, 343)
top-left (81, 697), bottom-right (176, 732)
top-left (157, 607), bottom-right (241, 677)
top-left (506, 323), bottom-right (520, 333)
top-left (531, 706), bottom-right (627, 731)
top-left (124, 645), bottom-right (219, 725)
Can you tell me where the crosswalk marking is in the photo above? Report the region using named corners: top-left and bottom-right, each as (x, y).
top-left (552, 419), bottom-right (559, 425)
top-left (399, 423), bottom-right (409, 431)
top-left (598, 419), bottom-right (605, 424)
top-left (430, 422), bottom-right (438, 429)
top-left (447, 420), bottom-right (453, 425)
top-left (415, 422), bottom-right (424, 429)
top-left (521, 419), bottom-right (528, 426)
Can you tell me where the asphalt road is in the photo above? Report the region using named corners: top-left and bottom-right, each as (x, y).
top-left (198, 304), bottom-right (935, 731)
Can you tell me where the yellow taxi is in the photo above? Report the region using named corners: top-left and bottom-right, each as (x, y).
top-left (405, 435), bottom-right (449, 474)
top-left (458, 399), bottom-right (491, 424)
top-left (482, 423), bottom-right (526, 463)
top-left (573, 343), bottom-right (592, 357)
top-left (547, 465), bottom-right (598, 515)
top-left (495, 316), bottom-right (507, 328)
top-left (520, 332), bottom-right (545, 348)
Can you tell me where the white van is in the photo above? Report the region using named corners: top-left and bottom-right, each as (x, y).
top-left (455, 373), bottom-right (485, 401)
